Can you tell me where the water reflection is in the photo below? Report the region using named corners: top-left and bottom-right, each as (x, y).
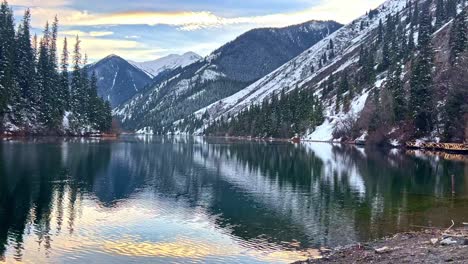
top-left (0, 137), bottom-right (466, 263)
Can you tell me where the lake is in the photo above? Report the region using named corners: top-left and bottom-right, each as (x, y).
top-left (0, 136), bottom-right (467, 263)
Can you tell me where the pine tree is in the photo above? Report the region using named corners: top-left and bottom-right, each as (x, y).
top-left (37, 22), bottom-right (51, 126)
top-left (412, 0), bottom-right (419, 25)
top-left (15, 9), bottom-right (36, 112)
top-left (436, 0), bottom-right (447, 28)
top-left (60, 37), bottom-right (70, 112)
top-left (378, 19), bottom-right (384, 43)
top-left (0, 1), bottom-right (18, 120)
top-left (408, 26), bottom-right (415, 52)
top-left (410, 2), bottom-right (435, 135)
top-left (446, 0), bottom-right (457, 18)
top-left (449, 9), bottom-right (467, 64)
top-left (70, 36), bottom-right (83, 122)
top-left (389, 64), bottom-right (407, 121)
top-left (336, 72), bottom-right (349, 113)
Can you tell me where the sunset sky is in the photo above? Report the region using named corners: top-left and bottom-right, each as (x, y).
top-left (9, 0), bottom-right (386, 62)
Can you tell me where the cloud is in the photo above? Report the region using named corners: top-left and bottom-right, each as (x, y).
top-left (9, 0), bottom-right (70, 7)
top-left (55, 35), bottom-right (169, 63)
top-left (16, 0), bottom-right (384, 30)
top-left (61, 30), bottom-right (114, 37)
top-left (12, 0), bottom-right (386, 61)
top-left (34, 0), bottom-right (385, 30)
top-left (125, 35), bottom-right (140, 39)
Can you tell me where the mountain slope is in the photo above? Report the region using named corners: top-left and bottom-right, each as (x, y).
top-left (200, 0), bottom-right (468, 144)
top-left (86, 55), bottom-right (153, 107)
top-left (130, 52), bottom-right (202, 78)
top-left (115, 20), bottom-right (343, 133)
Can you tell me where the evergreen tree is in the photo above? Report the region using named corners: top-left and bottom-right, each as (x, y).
top-left (60, 37), bottom-right (70, 111)
top-left (412, 0), bottom-right (419, 25)
top-left (70, 36), bottom-right (84, 122)
top-left (15, 9), bottom-right (36, 112)
top-left (377, 19), bottom-right (384, 43)
top-left (389, 64), bottom-right (406, 121)
top-left (436, 0), bottom-right (447, 28)
top-left (408, 26), bottom-right (415, 52)
top-left (0, 1), bottom-right (18, 119)
top-left (449, 9), bottom-right (467, 64)
top-left (410, 2), bottom-right (435, 135)
top-left (446, 0), bottom-right (457, 18)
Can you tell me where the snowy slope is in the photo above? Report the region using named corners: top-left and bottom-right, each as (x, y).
top-left (130, 52), bottom-right (202, 78)
top-left (194, 0), bottom-right (408, 136)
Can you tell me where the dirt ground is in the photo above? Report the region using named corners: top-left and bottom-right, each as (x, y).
top-left (295, 227), bottom-right (468, 264)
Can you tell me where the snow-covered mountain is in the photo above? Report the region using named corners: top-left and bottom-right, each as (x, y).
top-left (86, 55), bottom-right (153, 107)
top-left (115, 20), bottom-right (343, 133)
top-left (193, 0), bottom-right (468, 144)
top-left (130, 52), bottom-right (202, 78)
top-left (195, 0), bottom-right (407, 126)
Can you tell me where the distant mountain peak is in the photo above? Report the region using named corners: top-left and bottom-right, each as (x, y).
top-left (130, 52), bottom-right (202, 78)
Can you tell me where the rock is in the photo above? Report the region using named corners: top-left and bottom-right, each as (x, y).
top-left (319, 247), bottom-right (332, 253)
top-left (375, 246), bottom-right (392, 254)
top-left (440, 238), bottom-right (458, 246)
top-left (431, 238), bottom-right (439, 245)
top-left (464, 239), bottom-right (468, 246)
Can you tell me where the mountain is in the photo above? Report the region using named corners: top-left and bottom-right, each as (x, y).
top-left (86, 55), bottom-right (153, 107)
top-left (130, 52), bottom-right (202, 77)
top-left (115, 20), bottom-right (343, 132)
top-left (200, 0), bottom-right (468, 144)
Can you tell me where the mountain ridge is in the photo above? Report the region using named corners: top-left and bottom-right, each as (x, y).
top-left (86, 55), bottom-right (152, 108)
top-left (115, 19), bottom-right (343, 133)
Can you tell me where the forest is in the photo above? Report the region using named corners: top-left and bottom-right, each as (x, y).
top-left (0, 1), bottom-right (112, 135)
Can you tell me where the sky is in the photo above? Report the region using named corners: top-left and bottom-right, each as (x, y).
top-left (9, 0), bottom-right (386, 62)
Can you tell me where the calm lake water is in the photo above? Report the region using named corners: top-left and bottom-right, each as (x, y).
top-left (0, 136), bottom-right (467, 263)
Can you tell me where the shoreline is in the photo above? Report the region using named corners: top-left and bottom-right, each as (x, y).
top-left (2, 133), bottom-right (467, 155)
top-left (201, 135), bottom-right (468, 154)
top-left (295, 226), bottom-right (468, 263)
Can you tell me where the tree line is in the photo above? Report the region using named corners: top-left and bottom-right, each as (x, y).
top-left (0, 1), bottom-right (112, 135)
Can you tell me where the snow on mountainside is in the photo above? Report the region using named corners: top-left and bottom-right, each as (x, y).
top-left (194, 0), bottom-right (408, 136)
top-left (197, 0), bottom-right (468, 143)
top-left (115, 20), bottom-right (342, 133)
top-left (130, 52), bottom-right (202, 78)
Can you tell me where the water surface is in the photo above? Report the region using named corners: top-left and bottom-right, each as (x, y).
top-left (0, 136), bottom-right (467, 263)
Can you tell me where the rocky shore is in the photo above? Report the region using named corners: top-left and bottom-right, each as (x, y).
top-left (296, 226), bottom-right (468, 264)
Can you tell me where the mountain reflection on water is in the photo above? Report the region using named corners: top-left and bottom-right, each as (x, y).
top-left (0, 136), bottom-right (466, 263)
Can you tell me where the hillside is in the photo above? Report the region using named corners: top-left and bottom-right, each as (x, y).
top-left (200, 0), bottom-right (467, 145)
top-left (86, 55), bottom-right (153, 107)
top-left (130, 52), bottom-right (202, 78)
top-left (114, 20), bottom-right (343, 133)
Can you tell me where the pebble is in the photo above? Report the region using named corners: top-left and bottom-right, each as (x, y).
top-left (440, 238), bottom-right (458, 246)
top-left (375, 246), bottom-right (392, 254)
top-left (430, 238), bottom-right (439, 245)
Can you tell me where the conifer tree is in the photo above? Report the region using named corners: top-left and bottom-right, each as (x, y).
top-left (60, 37), bottom-right (70, 112)
top-left (449, 9), bottom-right (467, 64)
top-left (410, 2), bottom-right (435, 134)
top-left (389, 64), bottom-right (406, 121)
top-left (15, 9), bottom-right (36, 112)
top-left (70, 36), bottom-right (83, 121)
top-left (446, 0), bottom-right (457, 18)
top-left (436, 0), bottom-right (447, 28)
top-left (0, 1), bottom-right (18, 119)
